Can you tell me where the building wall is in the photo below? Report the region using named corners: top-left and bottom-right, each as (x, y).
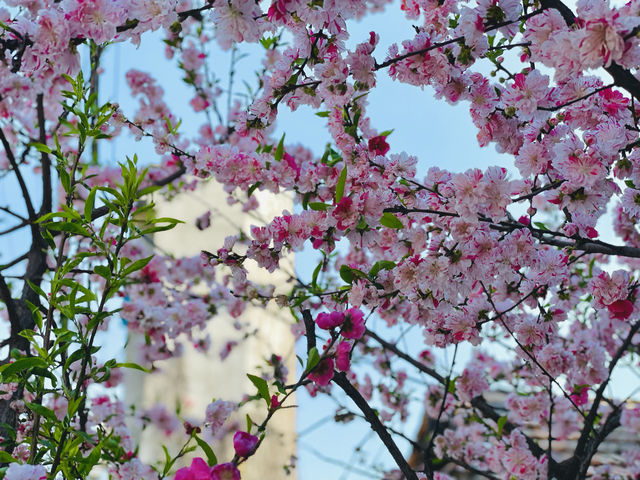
top-left (125, 181), bottom-right (297, 479)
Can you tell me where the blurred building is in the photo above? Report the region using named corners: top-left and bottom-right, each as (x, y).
top-left (125, 181), bottom-right (297, 479)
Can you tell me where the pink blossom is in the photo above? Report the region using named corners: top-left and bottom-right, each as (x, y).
top-left (308, 357), bottom-right (335, 386)
top-left (316, 311), bottom-right (345, 329)
top-left (607, 299), bottom-right (634, 320)
top-left (233, 431), bottom-right (258, 457)
top-left (340, 308), bottom-right (365, 339)
top-left (335, 341), bottom-right (351, 371)
top-left (4, 464), bottom-right (47, 480)
top-left (205, 400), bottom-right (236, 436)
top-left (210, 463), bottom-right (240, 480)
top-left (174, 458), bottom-right (211, 480)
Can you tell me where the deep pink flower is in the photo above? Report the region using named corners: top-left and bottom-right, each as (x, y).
top-left (233, 431), bottom-right (258, 457)
top-left (570, 386), bottom-right (589, 406)
top-left (607, 299), bottom-right (634, 320)
top-left (316, 311), bottom-right (345, 330)
top-left (336, 341), bottom-right (351, 372)
top-left (368, 135), bottom-right (390, 155)
top-left (210, 463), bottom-right (241, 480)
top-left (174, 458), bottom-right (212, 480)
top-left (340, 308), bottom-right (365, 339)
top-left (308, 357), bottom-right (335, 386)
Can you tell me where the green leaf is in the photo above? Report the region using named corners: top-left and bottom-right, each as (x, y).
top-left (308, 202), bottom-right (330, 211)
top-left (274, 133), bottom-right (285, 162)
top-left (0, 451), bottom-right (18, 463)
top-left (26, 281), bottom-right (48, 302)
top-left (32, 142), bottom-right (52, 154)
top-left (122, 256), bottom-right (154, 276)
top-left (246, 414), bottom-right (253, 432)
top-left (84, 187), bottom-right (98, 222)
top-left (497, 415), bottom-right (508, 435)
top-left (26, 402), bottom-right (58, 422)
top-left (369, 260), bottom-right (396, 278)
top-left (335, 164), bottom-right (347, 203)
top-left (301, 192), bottom-right (311, 210)
top-left (247, 374), bottom-right (270, 407)
top-left (533, 222), bottom-right (548, 231)
top-left (195, 435), bottom-right (218, 466)
top-left (161, 445), bottom-right (174, 476)
top-left (339, 264), bottom-right (353, 284)
top-left (447, 376), bottom-right (457, 394)
top-left (379, 129), bottom-right (394, 137)
top-left (45, 221), bottom-right (91, 236)
top-left (379, 212), bottom-right (403, 229)
top-left (306, 347), bottom-right (320, 372)
top-left (0, 357), bottom-right (47, 379)
top-left (115, 362), bottom-right (151, 373)
top-left (248, 182), bottom-right (262, 197)
top-left (36, 211), bottom-right (78, 223)
top-left (93, 265), bottom-right (111, 280)
top-left (31, 367), bottom-right (57, 386)
top-left (315, 111), bottom-right (330, 117)
top-left (310, 261), bottom-right (323, 290)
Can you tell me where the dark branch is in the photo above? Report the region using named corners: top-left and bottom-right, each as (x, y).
top-left (36, 94), bottom-right (51, 216)
top-left (332, 372), bottom-right (419, 480)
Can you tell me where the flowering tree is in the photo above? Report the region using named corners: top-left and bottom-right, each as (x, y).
top-left (1, 0), bottom-right (640, 478)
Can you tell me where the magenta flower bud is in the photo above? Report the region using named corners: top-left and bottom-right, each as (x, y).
top-left (316, 311), bottom-right (345, 330)
top-left (308, 357), bottom-right (335, 386)
top-left (336, 341), bottom-right (351, 372)
top-left (211, 463), bottom-right (241, 480)
top-left (233, 430), bottom-right (259, 457)
top-left (340, 308), bottom-right (365, 339)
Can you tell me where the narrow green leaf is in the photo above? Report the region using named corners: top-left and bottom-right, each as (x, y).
top-left (274, 133), bottom-right (285, 162)
top-left (32, 142), bottom-right (52, 154)
top-left (369, 260), bottom-right (396, 278)
top-left (533, 222), bottom-right (549, 231)
top-left (497, 415), bottom-right (507, 435)
top-left (0, 357), bottom-right (47, 378)
top-left (379, 212), bottom-right (403, 229)
top-left (248, 182), bottom-right (262, 197)
top-left (447, 376), bottom-right (457, 394)
top-left (339, 264), bottom-right (353, 284)
top-left (335, 164), bottom-right (347, 203)
top-left (122, 255), bottom-right (154, 276)
top-left (26, 402), bottom-right (58, 422)
top-left (246, 414), bottom-right (253, 432)
top-left (306, 347), bottom-right (320, 372)
top-left (195, 435), bottom-right (218, 466)
top-left (115, 362), bottom-right (151, 373)
top-left (315, 111), bottom-right (330, 117)
top-left (310, 261), bottom-right (323, 289)
top-left (247, 374), bottom-right (270, 406)
top-left (308, 202), bottom-right (330, 211)
top-left (84, 187), bottom-right (98, 223)
top-left (45, 221), bottom-right (91, 236)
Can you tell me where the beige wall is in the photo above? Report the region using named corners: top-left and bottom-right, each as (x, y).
top-left (125, 180), bottom-right (297, 478)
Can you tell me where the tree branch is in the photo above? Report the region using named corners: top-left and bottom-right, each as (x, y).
top-left (332, 372), bottom-right (419, 480)
top-left (36, 94), bottom-right (51, 215)
top-left (0, 126), bottom-right (36, 223)
top-left (365, 329), bottom-right (445, 384)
